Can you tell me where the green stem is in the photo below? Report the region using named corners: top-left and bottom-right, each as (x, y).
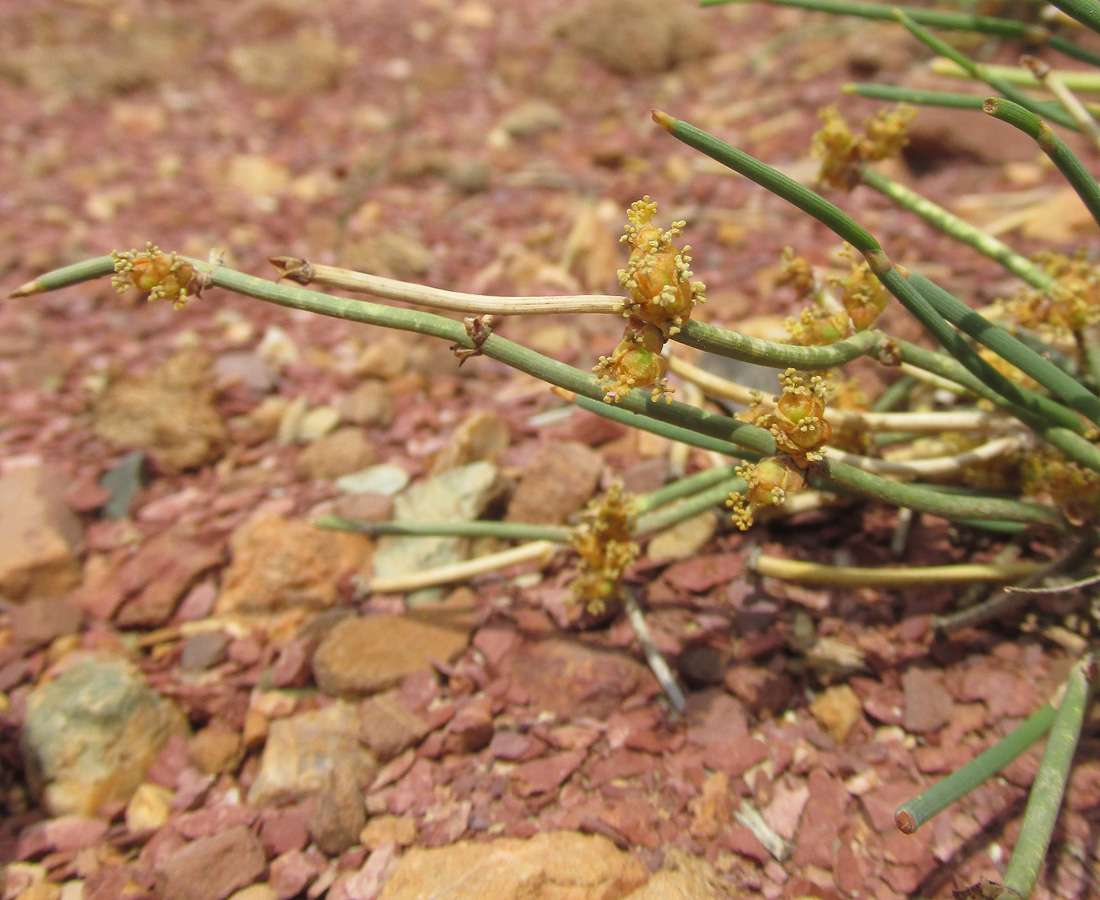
top-left (9, 255), bottom-right (117, 297)
top-left (893, 10), bottom-right (1080, 131)
top-left (877, 265), bottom-right (1087, 434)
top-left (653, 112), bottom-right (1089, 435)
top-left (1043, 0), bottom-right (1100, 36)
top-left (984, 97), bottom-right (1100, 231)
top-left (859, 167), bottom-right (1053, 291)
top-left (846, 84), bottom-right (1078, 121)
top-left (636, 477), bottom-right (745, 535)
top-left (1078, 328), bottom-right (1100, 391)
top-left (810, 458), bottom-right (1064, 526)
top-left (10, 253), bottom-right (782, 459)
top-left (652, 111), bottom-right (880, 251)
top-left (314, 515), bottom-right (570, 543)
top-left (1002, 657), bottom-right (1094, 900)
top-left (894, 702), bottom-right (1057, 833)
top-left (908, 272), bottom-right (1100, 429)
top-left (700, 0), bottom-right (1100, 67)
top-left (202, 263), bottom-right (782, 458)
top-left (932, 60), bottom-right (1100, 94)
top-left (573, 395), bottom-right (761, 460)
top-left (674, 319), bottom-right (882, 367)
top-left (634, 464), bottom-right (742, 514)
top-left (871, 373), bottom-right (918, 412)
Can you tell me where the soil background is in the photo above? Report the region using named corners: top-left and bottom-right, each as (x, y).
top-left (2, 0), bottom-right (1100, 898)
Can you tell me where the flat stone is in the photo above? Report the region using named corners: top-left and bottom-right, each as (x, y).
top-left (188, 721), bottom-right (245, 775)
top-left (0, 465), bottom-right (83, 601)
top-left (296, 427), bottom-right (380, 482)
top-left (22, 656), bottom-right (187, 817)
top-left (248, 702), bottom-right (374, 807)
top-left (376, 830), bottom-right (647, 900)
top-left (99, 451), bottom-right (145, 520)
top-left (902, 667), bottom-right (955, 735)
top-left (685, 690), bottom-right (748, 747)
top-left (358, 692), bottom-right (431, 761)
top-left (360, 814), bottom-right (417, 850)
top-left (313, 614), bottom-right (472, 698)
top-left (9, 597), bottom-right (82, 650)
top-left (645, 511), bottom-right (717, 563)
top-left (179, 631), bottom-right (230, 672)
top-left (662, 553), bottom-right (742, 593)
top-left (505, 441), bottom-right (603, 525)
top-left (114, 530), bottom-right (223, 627)
top-left (554, 0), bottom-right (714, 77)
top-left (306, 767), bottom-right (365, 856)
top-left (154, 825), bottom-right (266, 900)
top-left (335, 464), bottom-right (410, 497)
top-left (510, 750), bottom-right (587, 797)
top-left (430, 409), bottom-right (509, 474)
top-left (216, 513), bottom-right (369, 614)
top-left (124, 783), bottom-right (174, 833)
top-left (507, 639), bottom-right (655, 719)
top-left (340, 382), bottom-right (395, 428)
top-left (809, 684), bottom-right (864, 743)
top-left (371, 461), bottom-right (505, 602)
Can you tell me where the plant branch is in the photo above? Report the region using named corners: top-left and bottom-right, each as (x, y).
top-left (701, 0), bottom-right (1100, 67)
top-left (269, 256), bottom-right (627, 316)
top-left (895, 701), bottom-right (1057, 834)
top-left (751, 554), bottom-right (1042, 586)
top-left (1001, 656), bottom-right (1094, 900)
top-left (984, 96), bottom-right (1100, 231)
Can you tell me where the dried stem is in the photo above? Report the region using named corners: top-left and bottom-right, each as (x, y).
top-left (367, 541), bottom-right (558, 594)
top-left (623, 587), bottom-right (685, 714)
top-left (268, 256), bottom-right (626, 316)
top-left (751, 554), bottom-right (1042, 586)
top-left (1022, 55), bottom-right (1100, 152)
top-left (669, 355), bottom-right (1025, 434)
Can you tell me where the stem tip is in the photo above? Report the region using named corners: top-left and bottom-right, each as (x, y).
top-left (895, 808), bottom-right (917, 834)
top-left (651, 109), bottom-right (675, 133)
top-left (8, 280), bottom-right (39, 298)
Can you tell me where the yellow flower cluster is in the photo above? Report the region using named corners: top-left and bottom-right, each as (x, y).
top-left (728, 369), bottom-right (832, 530)
top-left (112, 244), bottom-right (199, 309)
top-left (569, 483), bottom-right (638, 617)
top-left (594, 197), bottom-right (705, 403)
top-left (1009, 250), bottom-right (1100, 334)
top-left (783, 248), bottom-right (889, 346)
top-left (812, 105), bottom-right (914, 192)
top-left (726, 456), bottom-right (807, 531)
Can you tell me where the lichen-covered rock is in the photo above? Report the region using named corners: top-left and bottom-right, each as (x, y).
top-left (22, 657), bottom-right (187, 816)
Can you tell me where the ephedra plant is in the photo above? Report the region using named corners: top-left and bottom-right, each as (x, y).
top-left (12, 1), bottom-right (1100, 895)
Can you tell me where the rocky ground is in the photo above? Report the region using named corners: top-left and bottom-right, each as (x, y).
top-left (2, 0), bottom-right (1100, 898)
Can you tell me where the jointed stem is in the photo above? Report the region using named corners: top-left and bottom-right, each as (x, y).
top-left (984, 97), bottom-right (1100, 232)
top-left (895, 701), bottom-right (1057, 834)
top-left (703, 0), bottom-right (1100, 66)
top-left (1002, 656), bottom-right (1094, 900)
top-left (893, 10), bottom-right (1080, 131)
top-left (859, 168), bottom-right (1053, 291)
